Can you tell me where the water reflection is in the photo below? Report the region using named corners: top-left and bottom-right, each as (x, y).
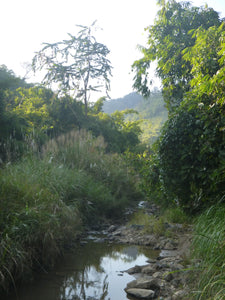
top-left (5, 242), bottom-right (158, 300)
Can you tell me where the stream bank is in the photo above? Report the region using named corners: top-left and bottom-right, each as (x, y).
top-left (105, 223), bottom-right (192, 299)
top-left (4, 203), bottom-right (192, 300)
top-left (81, 202), bottom-right (193, 300)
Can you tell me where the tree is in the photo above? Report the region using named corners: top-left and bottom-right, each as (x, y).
top-left (157, 23), bottom-right (225, 211)
top-left (132, 0), bottom-right (221, 112)
top-left (0, 65), bottom-right (29, 90)
top-left (32, 21), bottom-right (112, 116)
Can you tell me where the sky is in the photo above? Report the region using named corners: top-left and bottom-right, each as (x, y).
top-left (1, 0), bottom-right (225, 101)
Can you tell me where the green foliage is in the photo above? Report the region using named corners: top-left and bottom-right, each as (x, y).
top-left (125, 145), bottom-right (165, 206)
top-left (32, 21), bottom-right (112, 116)
top-left (0, 129), bottom-right (142, 291)
top-left (87, 108), bottom-right (142, 152)
top-left (0, 157), bottom-right (81, 292)
top-left (129, 210), bottom-right (165, 237)
top-left (163, 207), bottom-right (189, 224)
top-left (0, 66), bottom-right (36, 162)
top-left (191, 205), bottom-right (225, 299)
top-left (131, 1), bottom-right (225, 212)
top-left (156, 21), bottom-right (225, 212)
top-left (132, 0), bottom-right (221, 112)
top-left (103, 91), bottom-right (168, 145)
top-left (0, 65), bottom-right (30, 90)
top-left (0, 66), bottom-right (142, 162)
top-left (42, 129), bottom-right (142, 213)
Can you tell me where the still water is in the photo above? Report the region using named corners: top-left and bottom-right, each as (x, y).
top-left (6, 241), bottom-right (158, 300)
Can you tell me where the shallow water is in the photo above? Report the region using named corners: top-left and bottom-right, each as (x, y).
top-left (6, 241), bottom-right (158, 300)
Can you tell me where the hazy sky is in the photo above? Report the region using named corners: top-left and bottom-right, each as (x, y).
top-left (1, 0), bottom-right (225, 100)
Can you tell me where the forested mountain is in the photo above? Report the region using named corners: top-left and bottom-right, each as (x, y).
top-left (103, 91), bottom-right (168, 144)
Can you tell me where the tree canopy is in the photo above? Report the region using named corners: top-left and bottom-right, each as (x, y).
top-left (32, 21), bottom-right (112, 116)
top-left (132, 0), bottom-right (222, 112)
top-left (132, 0), bottom-right (225, 212)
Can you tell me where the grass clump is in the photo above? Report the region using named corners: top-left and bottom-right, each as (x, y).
top-left (42, 129), bottom-right (142, 210)
top-left (129, 210), bottom-right (165, 237)
top-left (191, 205), bottom-right (225, 299)
top-left (163, 206), bottom-right (189, 224)
top-left (0, 157), bottom-right (81, 292)
top-left (129, 206), bottom-right (189, 237)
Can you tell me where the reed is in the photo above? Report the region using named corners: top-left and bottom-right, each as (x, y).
top-left (191, 205), bottom-right (225, 299)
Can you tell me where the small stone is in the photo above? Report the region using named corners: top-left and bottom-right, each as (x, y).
top-left (164, 242), bottom-right (176, 250)
top-left (164, 272), bottom-right (174, 282)
top-left (172, 289), bottom-right (187, 299)
top-left (152, 271), bottom-right (163, 279)
top-left (108, 225), bottom-right (117, 232)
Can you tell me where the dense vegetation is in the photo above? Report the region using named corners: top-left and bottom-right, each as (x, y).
top-left (133, 0), bottom-right (225, 298)
top-left (0, 65), bottom-right (142, 292)
top-left (1, 1), bottom-right (225, 298)
top-left (103, 90), bottom-right (168, 144)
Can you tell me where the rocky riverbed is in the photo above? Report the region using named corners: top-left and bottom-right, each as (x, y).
top-left (84, 204), bottom-right (193, 300)
top-left (109, 225), bottom-right (191, 299)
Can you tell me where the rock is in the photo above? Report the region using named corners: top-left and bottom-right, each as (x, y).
top-left (164, 272), bottom-right (174, 282)
top-left (170, 263), bottom-right (184, 271)
top-left (159, 250), bottom-right (180, 258)
top-left (164, 241), bottom-right (176, 250)
top-left (126, 277), bottom-right (161, 291)
top-left (146, 258), bottom-right (157, 264)
top-left (143, 235), bottom-right (158, 246)
top-left (172, 289), bottom-right (188, 299)
top-left (142, 265), bottom-right (156, 275)
top-left (152, 271), bottom-right (163, 279)
top-left (108, 225), bottom-right (117, 232)
top-left (130, 224), bottom-right (145, 230)
top-left (155, 262), bottom-right (170, 270)
top-left (125, 288), bottom-right (155, 299)
top-left (125, 265), bottom-right (143, 274)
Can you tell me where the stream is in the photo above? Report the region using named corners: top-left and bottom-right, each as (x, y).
top-left (6, 238), bottom-right (159, 300)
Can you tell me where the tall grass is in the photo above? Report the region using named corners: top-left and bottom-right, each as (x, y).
top-left (0, 129), bottom-right (142, 293)
top-left (191, 205), bottom-right (225, 299)
top-left (0, 157), bottom-right (81, 292)
top-left (42, 129), bottom-right (142, 210)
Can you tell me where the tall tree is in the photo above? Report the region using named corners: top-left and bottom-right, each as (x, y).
top-left (132, 0), bottom-right (221, 112)
top-left (32, 21), bottom-right (112, 116)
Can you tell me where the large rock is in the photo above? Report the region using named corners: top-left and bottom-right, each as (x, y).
top-left (142, 264), bottom-right (156, 275)
top-left (125, 264), bottom-right (145, 274)
top-left (125, 288), bottom-right (155, 299)
top-left (126, 277), bottom-right (161, 290)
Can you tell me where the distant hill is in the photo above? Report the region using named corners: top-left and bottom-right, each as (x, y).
top-left (103, 93), bottom-right (143, 114)
top-left (103, 91), bottom-right (168, 145)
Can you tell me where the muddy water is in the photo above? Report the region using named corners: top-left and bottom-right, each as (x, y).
top-left (7, 241), bottom-right (158, 300)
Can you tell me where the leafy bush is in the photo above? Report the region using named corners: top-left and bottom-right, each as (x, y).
top-left (158, 102), bottom-right (225, 212)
